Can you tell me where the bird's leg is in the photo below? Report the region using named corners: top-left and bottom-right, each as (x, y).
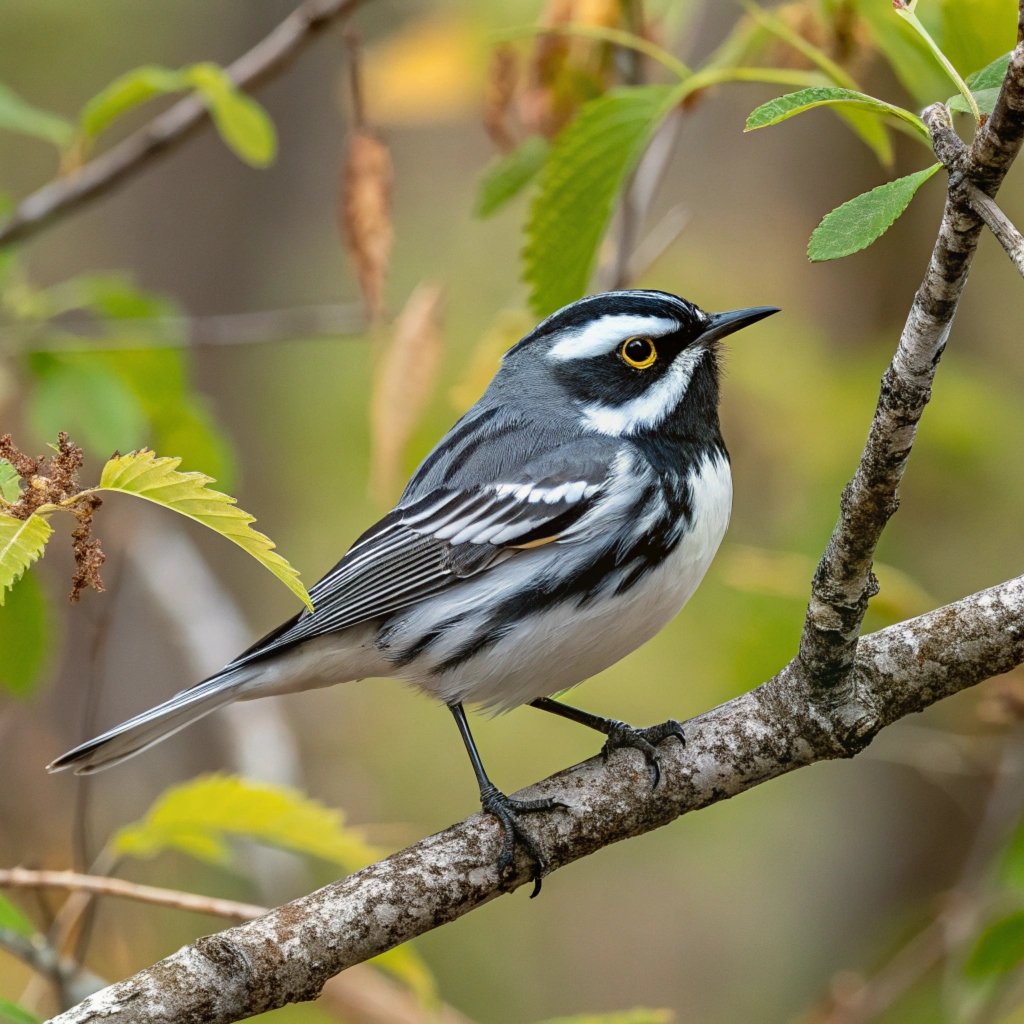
top-left (529, 697), bottom-right (685, 789)
top-left (448, 702), bottom-right (562, 897)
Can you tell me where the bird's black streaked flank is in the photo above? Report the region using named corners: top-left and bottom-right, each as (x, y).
top-left (48, 289), bottom-right (778, 895)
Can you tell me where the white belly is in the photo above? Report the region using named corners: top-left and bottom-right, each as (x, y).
top-left (404, 452), bottom-right (733, 711)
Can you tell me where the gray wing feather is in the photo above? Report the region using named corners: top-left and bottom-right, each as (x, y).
top-left (229, 427), bottom-right (619, 668)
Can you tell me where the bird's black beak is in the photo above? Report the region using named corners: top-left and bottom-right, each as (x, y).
top-left (698, 305), bottom-right (780, 344)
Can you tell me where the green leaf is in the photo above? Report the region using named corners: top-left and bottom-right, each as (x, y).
top-left (96, 450), bottom-right (310, 610)
top-left (475, 136), bottom-right (549, 219)
top-left (0, 571), bottom-right (50, 696)
top-left (0, 512), bottom-right (53, 606)
top-left (808, 163), bottom-right (942, 262)
top-left (524, 85), bottom-right (675, 316)
top-left (113, 773), bottom-right (383, 869)
top-left (745, 87), bottom-right (928, 140)
top-left (948, 88), bottom-right (1001, 115)
top-left (80, 65), bottom-right (190, 139)
top-left (965, 911), bottom-right (1024, 978)
top-left (28, 352), bottom-right (148, 458)
top-left (0, 998), bottom-right (41, 1024)
top-left (0, 892), bottom-right (34, 938)
top-left (0, 83), bottom-right (73, 147)
top-left (186, 64), bottom-right (276, 167)
top-left (0, 459), bottom-right (19, 503)
top-left (966, 52), bottom-right (1012, 90)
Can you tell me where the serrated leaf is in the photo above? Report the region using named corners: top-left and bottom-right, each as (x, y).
top-left (0, 83), bottom-right (73, 147)
top-left (187, 64), bottom-right (276, 167)
top-left (0, 998), bottom-right (41, 1024)
top-left (745, 87), bottom-right (928, 140)
top-left (525, 85), bottom-right (675, 317)
top-left (80, 65), bottom-right (190, 139)
top-left (0, 892), bottom-right (34, 938)
top-left (0, 571), bottom-right (50, 696)
top-left (0, 459), bottom-right (19, 503)
top-left (113, 774), bottom-right (383, 869)
top-left (97, 450), bottom-right (311, 611)
top-left (0, 512), bottom-right (53, 606)
top-left (475, 136), bottom-right (549, 218)
top-left (965, 911), bottom-right (1024, 978)
top-left (808, 163), bottom-right (941, 262)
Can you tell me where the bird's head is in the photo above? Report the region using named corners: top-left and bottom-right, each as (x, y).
top-left (498, 290), bottom-right (778, 438)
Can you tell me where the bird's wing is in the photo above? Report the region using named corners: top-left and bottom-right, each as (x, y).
top-left (226, 440), bottom-right (615, 668)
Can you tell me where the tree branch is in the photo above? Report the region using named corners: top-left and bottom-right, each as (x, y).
top-left (0, 0), bottom-right (368, 250)
top-left (48, 575), bottom-right (1024, 1024)
top-left (0, 868), bottom-right (268, 923)
top-left (797, 34), bottom-right (1024, 698)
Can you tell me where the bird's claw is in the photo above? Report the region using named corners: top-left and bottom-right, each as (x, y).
top-left (601, 719), bottom-right (686, 789)
top-left (480, 784), bottom-right (564, 897)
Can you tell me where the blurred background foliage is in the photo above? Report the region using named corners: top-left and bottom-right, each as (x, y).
top-left (1, 1), bottom-right (1024, 1022)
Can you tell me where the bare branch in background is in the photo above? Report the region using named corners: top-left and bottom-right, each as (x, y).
top-left (0, 0), bottom-right (369, 249)
top-left (0, 303), bottom-right (366, 353)
top-left (0, 868), bottom-right (268, 922)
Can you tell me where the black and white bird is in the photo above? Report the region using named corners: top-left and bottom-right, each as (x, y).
top-left (49, 289), bottom-right (777, 890)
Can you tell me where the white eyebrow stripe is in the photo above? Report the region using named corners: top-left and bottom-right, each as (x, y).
top-left (547, 314), bottom-right (680, 361)
top-left (579, 348), bottom-right (704, 436)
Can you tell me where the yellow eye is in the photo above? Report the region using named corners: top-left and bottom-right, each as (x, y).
top-left (619, 336), bottom-right (657, 369)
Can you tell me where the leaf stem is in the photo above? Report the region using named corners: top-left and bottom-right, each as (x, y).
top-left (498, 23), bottom-right (692, 81)
top-left (894, 5), bottom-right (982, 123)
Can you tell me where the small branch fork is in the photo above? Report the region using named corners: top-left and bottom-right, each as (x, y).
top-left (795, 33), bottom-right (1024, 720)
top-left (38, 11), bottom-right (1024, 1024)
top-left (0, 0), bottom-right (368, 249)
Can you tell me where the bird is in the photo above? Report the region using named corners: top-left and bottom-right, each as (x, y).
top-left (48, 289), bottom-right (777, 894)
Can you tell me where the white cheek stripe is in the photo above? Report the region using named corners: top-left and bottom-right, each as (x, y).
top-left (580, 348), bottom-right (703, 436)
top-left (547, 314), bottom-right (679, 361)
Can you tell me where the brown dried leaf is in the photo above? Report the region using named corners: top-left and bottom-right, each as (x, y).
top-left (484, 45), bottom-right (519, 152)
top-left (340, 129), bottom-right (393, 324)
top-left (369, 284), bottom-right (445, 505)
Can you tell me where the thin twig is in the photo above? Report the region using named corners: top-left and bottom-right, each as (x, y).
top-left (0, 0), bottom-right (369, 249)
top-left (0, 868), bottom-right (269, 922)
top-left (966, 183), bottom-right (1024, 277)
top-left (0, 303), bottom-right (366, 353)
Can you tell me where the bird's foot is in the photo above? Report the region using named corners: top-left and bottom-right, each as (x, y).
top-left (480, 783), bottom-right (564, 898)
top-left (601, 719), bottom-right (686, 789)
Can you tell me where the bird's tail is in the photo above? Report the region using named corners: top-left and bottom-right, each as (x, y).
top-left (46, 670), bottom-right (247, 775)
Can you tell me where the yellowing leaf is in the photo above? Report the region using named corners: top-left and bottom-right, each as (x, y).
top-left (369, 284), bottom-right (445, 504)
top-left (0, 512), bottom-right (53, 606)
top-left (96, 450), bottom-right (311, 611)
top-left (187, 64), bottom-right (276, 167)
top-left (112, 773), bottom-right (384, 870)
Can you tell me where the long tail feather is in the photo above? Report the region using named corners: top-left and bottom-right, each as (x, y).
top-left (46, 671), bottom-right (246, 775)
